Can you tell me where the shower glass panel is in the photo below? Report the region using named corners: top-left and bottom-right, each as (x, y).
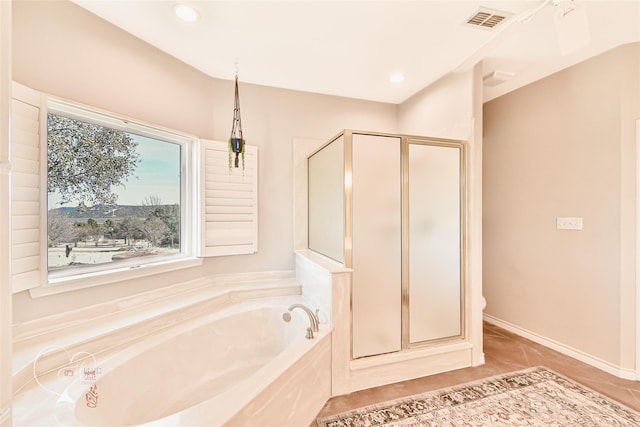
top-left (308, 135), bottom-right (344, 263)
top-left (408, 142), bottom-right (461, 344)
top-left (351, 134), bottom-right (402, 358)
top-left (307, 130), bottom-right (466, 360)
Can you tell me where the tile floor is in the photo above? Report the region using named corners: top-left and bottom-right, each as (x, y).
top-left (314, 322), bottom-right (640, 423)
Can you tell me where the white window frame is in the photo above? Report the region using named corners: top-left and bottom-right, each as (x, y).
top-left (11, 83), bottom-right (258, 297)
top-left (32, 97), bottom-right (202, 296)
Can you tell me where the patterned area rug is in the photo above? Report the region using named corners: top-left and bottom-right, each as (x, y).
top-left (316, 366), bottom-right (640, 426)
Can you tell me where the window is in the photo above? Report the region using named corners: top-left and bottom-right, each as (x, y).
top-left (46, 99), bottom-right (196, 284)
top-left (10, 82), bottom-right (257, 296)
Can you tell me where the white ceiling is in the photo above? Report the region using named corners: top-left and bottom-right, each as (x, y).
top-left (72, 0), bottom-right (640, 104)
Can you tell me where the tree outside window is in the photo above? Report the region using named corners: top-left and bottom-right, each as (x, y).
top-left (47, 112), bottom-right (182, 273)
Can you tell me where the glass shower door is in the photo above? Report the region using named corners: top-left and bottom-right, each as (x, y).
top-left (351, 133), bottom-right (402, 358)
top-left (407, 141), bottom-right (462, 344)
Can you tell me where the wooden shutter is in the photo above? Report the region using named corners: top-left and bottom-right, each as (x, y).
top-left (11, 82), bottom-right (45, 292)
top-left (200, 139), bottom-right (258, 257)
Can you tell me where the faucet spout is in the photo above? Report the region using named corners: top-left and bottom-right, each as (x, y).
top-left (287, 304), bottom-right (319, 334)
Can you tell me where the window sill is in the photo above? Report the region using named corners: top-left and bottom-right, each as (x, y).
top-left (29, 256), bottom-right (203, 298)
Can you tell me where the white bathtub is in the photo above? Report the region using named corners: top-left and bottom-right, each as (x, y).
top-left (54, 297), bottom-right (332, 427)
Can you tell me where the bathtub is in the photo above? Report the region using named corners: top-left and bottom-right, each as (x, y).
top-left (53, 297), bottom-right (332, 426)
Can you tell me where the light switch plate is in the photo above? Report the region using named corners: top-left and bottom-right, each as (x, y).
top-left (557, 217), bottom-right (583, 230)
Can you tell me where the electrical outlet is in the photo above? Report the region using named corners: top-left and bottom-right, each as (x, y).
top-left (557, 217), bottom-right (583, 230)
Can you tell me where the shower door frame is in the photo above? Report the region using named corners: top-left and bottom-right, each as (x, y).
top-left (344, 130), bottom-right (468, 357)
top-left (307, 129), bottom-right (468, 359)
top-left (401, 136), bottom-right (467, 350)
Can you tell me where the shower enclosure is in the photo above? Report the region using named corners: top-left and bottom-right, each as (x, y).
top-left (308, 130), bottom-right (466, 359)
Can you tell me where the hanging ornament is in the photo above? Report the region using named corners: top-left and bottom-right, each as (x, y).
top-left (229, 62), bottom-right (245, 171)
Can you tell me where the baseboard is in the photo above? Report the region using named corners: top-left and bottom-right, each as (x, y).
top-left (483, 314), bottom-right (637, 381)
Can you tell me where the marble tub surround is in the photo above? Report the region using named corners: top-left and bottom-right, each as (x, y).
top-left (296, 250), bottom-right (351, 396)
top-left (191, 326), bottom-right (331, 427)
top-left (12, 271), bottom-right (300, 396)
top-left (295, 250), bottom-right (351, 328)
top-left (13, 294), bottom-right (331, 426)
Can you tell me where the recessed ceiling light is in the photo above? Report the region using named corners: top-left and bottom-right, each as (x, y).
top-left (174, 4), bottom-right (200, 22)
top-left (389, 72), bottom-right (405, 84)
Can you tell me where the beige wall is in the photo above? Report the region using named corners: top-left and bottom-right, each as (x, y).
top-left (11, 0), bottom-right (398, 322)
top-left (398, 70), bottom-right (474, 141)
top-left (483, 43), bottom-right (639, 369)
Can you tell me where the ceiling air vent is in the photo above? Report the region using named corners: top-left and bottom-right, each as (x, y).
top-left (465, 7), bottom-right (513, 30)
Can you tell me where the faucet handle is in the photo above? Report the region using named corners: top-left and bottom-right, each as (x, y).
top-left (305, 327), bottom-right (314, 339)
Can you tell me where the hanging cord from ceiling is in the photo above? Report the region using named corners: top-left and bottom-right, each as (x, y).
top-left (229, 58), bottom-right (245, 170)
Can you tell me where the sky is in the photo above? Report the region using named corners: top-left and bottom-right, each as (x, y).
top-left (48, 133), bottom-right (181, 209)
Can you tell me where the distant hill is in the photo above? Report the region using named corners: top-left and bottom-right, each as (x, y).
top-left (50, 204), bottom-right (164, 220)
